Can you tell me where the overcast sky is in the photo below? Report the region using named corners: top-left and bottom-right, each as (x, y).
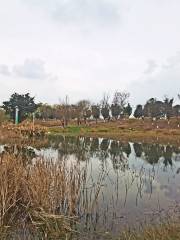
top-left (0, 0), bottom-right (180, 107)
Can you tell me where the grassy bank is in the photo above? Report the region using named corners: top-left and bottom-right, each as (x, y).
top-left (1, 118), bottom-right (180, 145)
top-left (47, 119), bottom-right (180, 145)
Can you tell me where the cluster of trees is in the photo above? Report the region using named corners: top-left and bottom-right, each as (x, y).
top-left (35, 92), bottom-right (132, 125)
top-left (2, 93), bottom-right (38, 123)
top-left (0, 91), bottom-right (132, 124)
top-left (1, 92), bottom-right (180, 125)
top-left (134, 96), bottom-right (180, 120)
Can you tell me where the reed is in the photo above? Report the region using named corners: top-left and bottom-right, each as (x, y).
top-left (120, 221), bottom-right (180, 240)
top-left (0, 153), bottom-right (84, 239)
top-left (0, 122), bottom-right (46, 139)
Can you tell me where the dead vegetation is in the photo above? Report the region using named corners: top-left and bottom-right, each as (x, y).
top-left (0, 152), bottom-right (84, 239)
top-left (0, 122), bottom-right (46, 140)
top-left (119, 221), bottom-right (180, 240)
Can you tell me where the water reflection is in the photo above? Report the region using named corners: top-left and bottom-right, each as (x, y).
top-left (34, 136), bottom-right (180, 234)
top-left (0, 144), bottom-right (36, 164)
top-left (47, 136), bottom-right (180, 168)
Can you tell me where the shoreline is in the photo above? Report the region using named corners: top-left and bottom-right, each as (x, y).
top-left (48, 123), bottom-right (180, 146)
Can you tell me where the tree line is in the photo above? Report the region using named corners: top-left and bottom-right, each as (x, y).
top-left (134, 96), bottom-right (180, 120)
top-left (1, 92), bottom-right (180, 124)
top-left (34, 92), bottom-right (132, 125)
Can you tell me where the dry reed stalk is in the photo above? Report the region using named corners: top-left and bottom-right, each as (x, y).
top-left (0, 153), bottom-right (84, 238)
top-left (1, 122), bottom-right (47, 139)
top-left (120, 222), bottom-right (180, 240)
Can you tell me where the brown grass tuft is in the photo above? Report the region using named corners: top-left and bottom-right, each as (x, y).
top-left (0, 153), bottom-right (83, 238)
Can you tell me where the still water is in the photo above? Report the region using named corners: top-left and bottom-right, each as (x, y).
top-left (1, 136), bottom-right (180, 238)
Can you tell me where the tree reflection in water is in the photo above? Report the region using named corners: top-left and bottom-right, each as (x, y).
top-left (0, 144), bottom-right (36, 164)
top-left (46, 136), bottom-right (180, 169)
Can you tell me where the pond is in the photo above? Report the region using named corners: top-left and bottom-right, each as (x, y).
top-left (1, 136), bottom-right (180, 239)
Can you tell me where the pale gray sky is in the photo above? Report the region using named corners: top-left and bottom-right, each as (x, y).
top-left (0, 0), bottom-right (180, 107)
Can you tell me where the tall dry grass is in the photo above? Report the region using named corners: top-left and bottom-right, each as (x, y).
top-left (0, 153), bottom-right (84, 239)
top-left (120, 222), bottom-right (180, 240)
top-left (0, 122), bottom-right (46, 139)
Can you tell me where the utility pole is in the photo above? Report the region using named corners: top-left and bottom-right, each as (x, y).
top-left (15, 106), bottom-right (19, 125)
top-left (32, 112), bottom-right (35, 132)
top-left (65, 95), bottom-right (69, 126)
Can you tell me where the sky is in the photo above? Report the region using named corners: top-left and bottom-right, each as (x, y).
top-left (0, 0), bottom-right (180, 107)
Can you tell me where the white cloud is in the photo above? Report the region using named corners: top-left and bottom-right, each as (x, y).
top-left (24, 0), bottom-right (123, 27)
top-left (0, 59), bottom-right (57, 81)
top-left (53, 0), bottom-right (122, 27)
top-left (13, 59), bottom-right (51, 80)
top-left (129, 54), bottom-right (180, 106)
top-left (144, 60), bottom-right (158, 74)
top-left (162, 51), bottom-right (180, 69)
top-left (0, 65), bottom-right (10, 76)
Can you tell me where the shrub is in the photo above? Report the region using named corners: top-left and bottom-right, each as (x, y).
top-left (0, 109), bottom-right (8, 125)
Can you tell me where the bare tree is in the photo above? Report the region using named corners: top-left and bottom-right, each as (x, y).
top-left (59, 95), bottom-right (70, 126)
top-left (101, 93), bottom-right (110, 107)
top-left (76, 100), bottom-right (91, 124)
top-left (113, 91), bottom-right (130, 109)
top-left (111, 91), bottom-right (130, 119)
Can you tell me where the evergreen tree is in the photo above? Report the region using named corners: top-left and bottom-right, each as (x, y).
top-left (134, 105), bottom-right (143, 118)
top-left (92, 105), bottom-right (100, 123)
top-left (123, 103), bottom-right (132, 117)
top-left (2, 93), bottom-right (38, 123)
